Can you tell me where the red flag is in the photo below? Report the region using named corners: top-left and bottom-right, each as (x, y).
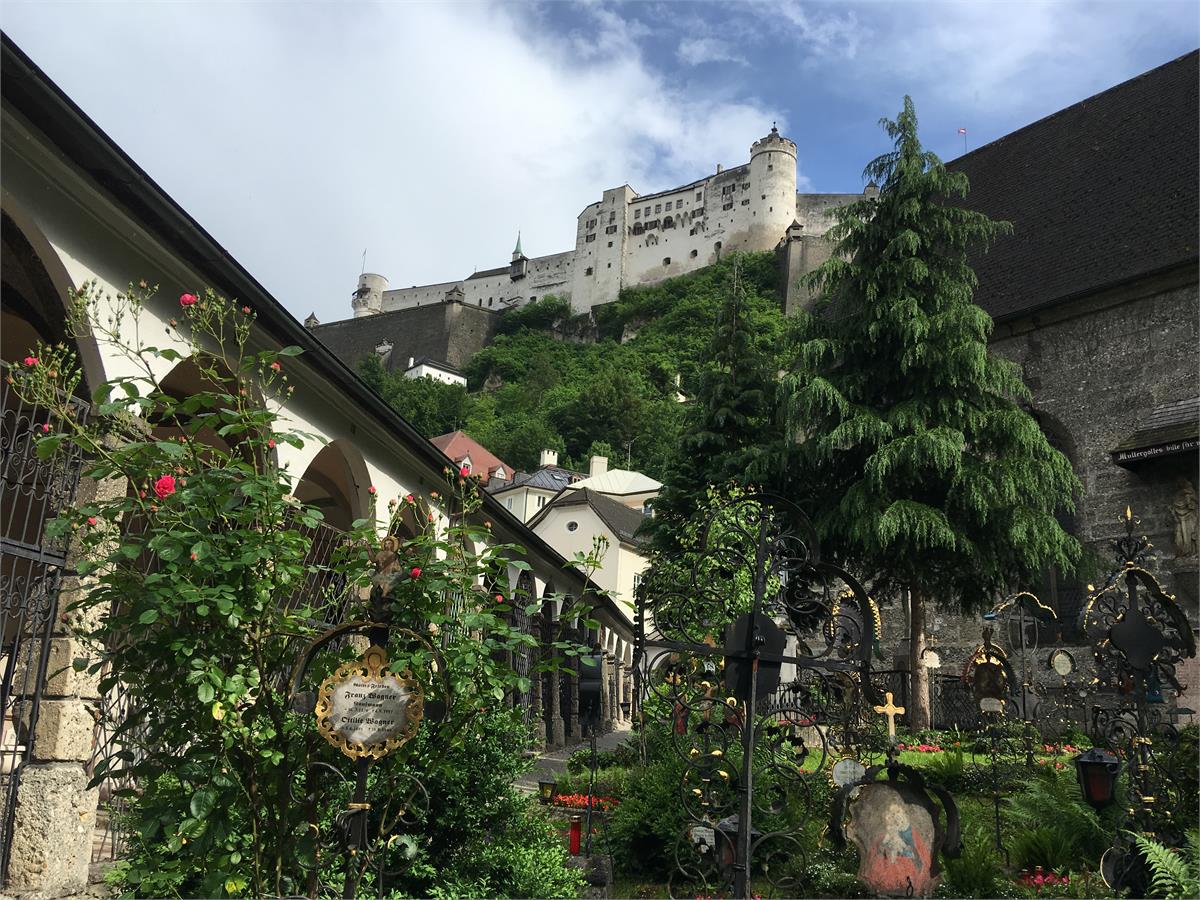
top-left (957, 128), bottom-right (967, 135)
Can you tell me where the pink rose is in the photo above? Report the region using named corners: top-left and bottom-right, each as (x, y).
top-left (367, 485), bottom-right (377, 495)
top-left (459, 465), bottom-right (470, 477)
top-left (495, 594), bottom-right (504, 603)
top-left (410, 566), bottom-right (422, 578)
top-left (270, 361), bottom-right (281, 372)
top-left (242, 306), bottom-right (251, 314)
top-left (267, 439), bottom-right (276, 449)
top-left (153, 474), bottom-right (177, 499)
top-left (23, 356), bottom-right (38, 367)
top-left (87, 516), bottom-right (97, 526)
top-left (179, 293), bottom-right (198, 307)
top-left (41, 423), bottom-right (51, 433)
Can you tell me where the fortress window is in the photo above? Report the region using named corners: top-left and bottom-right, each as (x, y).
top-left (606, 225), bottom-right (617, 234)
top-left (607, 262), bottom-right (611, 268)
top-left (741, 199), bottom-right (750, 206)
top-left (634, 209), bottom-right (641, 219)
top-left (690, 249), bottom-right (698, 258)
top-left (665, 201), bottom-right (673, 211)
top-left (643, 206), bottom-right (650, 216)
top-left (609, 212), bottom-right (615, 223)
top-left (768, 164), bottom-right (774, 170)
top-left (762, 194), bottom-right (767, 200)
top-left (742, 182), bottom-right (750, 190)
top-left (654, 204), bottom-right (662, 213)
top-left (585, 267), bottom-right (593, 276)
top-left (585, 233), bottom-right (596, 243)
top-left (662, 257), bottom-right (671, 266)
top-left (715, 241), bottom-right (722, 251)
top-left (696, 191), bottom-right (703, 201)
top-left (722, 202), bottom-right (733, 211)
top-left (608, 241), bottom-right (613, 248)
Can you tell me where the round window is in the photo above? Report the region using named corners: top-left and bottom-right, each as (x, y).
top-left (567, 521), bottom-right (579, 532)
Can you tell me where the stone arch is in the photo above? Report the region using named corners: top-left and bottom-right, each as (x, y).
top-left (293, 440), bottom-right (370, 533)
top-left (1027, 406), bottom-right (1085, 634)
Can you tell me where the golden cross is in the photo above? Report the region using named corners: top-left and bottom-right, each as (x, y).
top-left (873, 691), bottom-right (905, 742)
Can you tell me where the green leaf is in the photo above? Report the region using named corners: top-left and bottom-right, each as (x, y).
top-left (154, 441), bottom-right (186, 458)
top-left (189, 789), bottom-right (216, 821)
top-left (492, 686), bottom-right (505, 700)
top-left (34, 434), bottom-right (65, 460)
top-left (137, 609), bottom-right (160, 625)
top-left (277, 346), bottom-right (305, 356)
top-left (197, 683), bottom-right (214, 704)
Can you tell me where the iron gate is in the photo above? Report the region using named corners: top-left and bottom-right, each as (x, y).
top-left (0, 374), bottom-right (89, 879)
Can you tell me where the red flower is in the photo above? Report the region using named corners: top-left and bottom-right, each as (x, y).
top-left (430, 490), bottom-right (439, 499)
top-left (190, 552), bottom-right (198, 561)
top-left (368, 485), bottom-right (377, 495)
top-left (405, 493), bottom-right (415, 503)
top-left (87, 516), bottom-right (97, 526)
top-left (41, 423), bottom-right (51, 433)
top-left (23, 356), bottom-right (39, 366)
top-left (267, 439), bottom-right (276, 449)
top-left (459, 465), bottom-right (470, 478)
top-left (153, 474), bottom-right (177, 499)
top-left (179, 293), bottom-right (198, 307)
top-left (270, 361), bottom-right (281, 372)
top-left (495, 594), bottom-right (504, 603)
top-left (242, 306), bottom-right (251, 314)
top-left (410, 566), bottom-right (422, 578)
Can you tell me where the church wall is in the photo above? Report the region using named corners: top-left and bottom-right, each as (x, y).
top-left (989, 270), bottom-right (1199, 615)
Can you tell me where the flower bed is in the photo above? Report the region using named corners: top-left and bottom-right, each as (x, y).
top-left (552, 792), bottom-right (620, 813)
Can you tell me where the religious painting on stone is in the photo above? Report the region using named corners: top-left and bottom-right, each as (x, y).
top-left (844, 781), bottom-right (946, 898)
top-left (316, 644), bottom-right (424, 759)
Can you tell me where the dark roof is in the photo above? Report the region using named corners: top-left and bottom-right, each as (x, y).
top-left (950, 50), bottom-right (1199, 321)
top-left (467, 266), bottom-right (509, 281)
top-left (491, 465), bottom-right (579, 495)
top-left (0, 34), bottom-right (631, 632)
top-left (532, 488), bottom-right (649, 547)
top-left (1111, 397), bottom-right (1199, 465)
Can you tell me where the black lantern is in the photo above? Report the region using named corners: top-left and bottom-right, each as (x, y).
top-left (1073, 748), bottom-right (1120, 810)
top-left (620, 699), bottom-right (631, 719)
top-left (538, 779), bottom-right (558, 805)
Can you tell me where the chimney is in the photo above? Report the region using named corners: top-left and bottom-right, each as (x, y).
top-left (589, 455), bottom-right (608, 477)
top-left (716, 163), bottom-right (724, 174)
top-left (539, 449), bottom-right (558, 468)
top-left (408, 357), bottom-right (415, 369)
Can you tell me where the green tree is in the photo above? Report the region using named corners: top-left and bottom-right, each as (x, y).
top-left (359, 353), bottom-right (475, 438)
top-left (783, 98), bottom-right (1080, 728)
top-left (649, 260), bottom-right (783, 551)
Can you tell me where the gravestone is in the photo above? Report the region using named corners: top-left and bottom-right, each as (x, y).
top-left (316, 644), bottom-right (424, 759)
top-left (844, 781), bottom-right (945, 898)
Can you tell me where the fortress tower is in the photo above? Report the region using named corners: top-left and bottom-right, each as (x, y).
top-left (351, 272), bottom-right (387, 318)
top-left (746, 125), bottom-right (799, 252)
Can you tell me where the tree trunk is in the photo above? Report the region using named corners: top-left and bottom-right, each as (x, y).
top-left (908, 590), bottom-right (932, 731)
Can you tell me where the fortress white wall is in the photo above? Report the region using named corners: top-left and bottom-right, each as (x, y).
top-left (343, 127), bottom-right (873, 320)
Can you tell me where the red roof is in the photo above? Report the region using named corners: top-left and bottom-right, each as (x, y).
top-left (430, 431), bottom-right (513, 481)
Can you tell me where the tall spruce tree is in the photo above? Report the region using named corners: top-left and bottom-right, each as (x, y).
top-left (784, 98), bottom-right (1081, 728)
top-left (649, 260), bottom-right (780, 551)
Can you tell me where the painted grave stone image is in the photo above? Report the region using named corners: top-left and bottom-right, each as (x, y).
top-left (844, 781), bottom-right (945, 897)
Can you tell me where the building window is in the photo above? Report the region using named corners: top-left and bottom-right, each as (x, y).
top-left (690, 249), bottom-right (698, 258)
top-left (609, 212), bottom-right (615, 223)
top-left (634, 208), bottom-right (641, 219)
top-left (644, 206), bottom-right (650, 216)
top-left (606, 225), bottom-right (617, 234)
top-left (585, 266), bottom-right (594, 276)
top-left (665, 201), bottom-right (673, 211)
top-left (663, 257), bottom-right (671, 266)
top-left (608, 241), bottom-right (613, 248)
top-left (488, 298), bottom-right (494, 306)
top-left (642, 500), bottom-right (654, 517)
top-left (723, 202), bottom-right (733, 211)
top-left (715, 241), bottom-right (722, 251)
top-left (741, 199), bottom-right (750, 206)
top-left (567, 521), bottom-right (579, 532)
top-left (633, 573), bottom-right (643, 590)
top-left (537, 495), bottom-right (546, 508)
top-left (530, 295), bottom-right (536, 302)
top-left (607, 262), bottom-right (611, 268)
top-left (654, 204), bottom-right (661, 213)
top-left (696, 191), bottom-right (702, 201)
top-left (506, 497), bottom-right (513, 510)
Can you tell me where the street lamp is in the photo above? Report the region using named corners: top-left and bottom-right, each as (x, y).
top-left (538, 780), bottom-right (558, 805)
top-left (1074, 747), bottom-right (1120, 810)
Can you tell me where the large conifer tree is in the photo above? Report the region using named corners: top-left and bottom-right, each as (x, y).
top-left (785, 98), bottom-right (1081, 727)
top-left (649, 260), bottom-right (780, 551)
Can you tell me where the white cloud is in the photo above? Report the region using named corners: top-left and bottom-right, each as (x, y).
top-left (677, 37), bottom-right (749, 67)
top-left (1, 1), bottom-right (788, 322)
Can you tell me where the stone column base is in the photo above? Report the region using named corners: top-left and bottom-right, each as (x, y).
top-left (6, 762), bottom-right (97, 896)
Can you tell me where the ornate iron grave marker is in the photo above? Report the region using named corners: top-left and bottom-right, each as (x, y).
top-left (316, 645), bottom-right (424, 758)
top-left (635, 493), bottom-right (883, 899)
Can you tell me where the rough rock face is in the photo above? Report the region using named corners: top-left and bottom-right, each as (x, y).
top-left (6, 763), bottom-right (97, 897)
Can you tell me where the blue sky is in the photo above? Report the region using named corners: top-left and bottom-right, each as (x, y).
top-left (3, 1), bottom-right (1196, 323)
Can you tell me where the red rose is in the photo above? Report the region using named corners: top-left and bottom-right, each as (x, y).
top-left (153, 474), bottom-right (177, 499)
top-left (23, 356), bottom-right (38, 366)
top-left (405, 493), bottom-right (415, 503)
top-left (179, 293), bottom-right (198, 307)
top-left (270, 361), bottom-right (281, 372)
top-left (87, 516), bottom-right (97, 526)
top-left (267, 439), bottom-right (275, 449)
top-left (367, 485), bottom-right (377, 495)
top-left (459, 465), bottom-right (470, 478)
top-left (41, 423), bottom-right (51, 433)
top-left (242, 306), bottom-right (251, 314)
top-left (410, 566), bottom-right (422, 578)
top-left (495, 594), bottom-right (504, 603)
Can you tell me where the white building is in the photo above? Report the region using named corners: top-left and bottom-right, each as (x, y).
top-left (402, 356), bottom-right (466, 387)
top-left (345, 127), bottom-right (873, 318)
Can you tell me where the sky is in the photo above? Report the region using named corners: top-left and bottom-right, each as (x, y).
top-left (3, 1), bottom-right (1196, 324)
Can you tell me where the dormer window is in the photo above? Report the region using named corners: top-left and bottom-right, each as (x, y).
top-left (494, 466), bottom-right (506, 479)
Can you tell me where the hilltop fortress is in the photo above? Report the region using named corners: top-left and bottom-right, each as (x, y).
top-left (338, 126), bottom-right (870, 322)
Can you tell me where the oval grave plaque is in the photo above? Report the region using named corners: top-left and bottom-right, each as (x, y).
top-left (316, 645), bottom-right (423, 759)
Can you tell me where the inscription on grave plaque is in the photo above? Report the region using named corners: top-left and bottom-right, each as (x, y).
top-left (316, 645), bottom-right (423, 759)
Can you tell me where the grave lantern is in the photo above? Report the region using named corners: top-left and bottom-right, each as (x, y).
top-left (1073, 747), bottom-right (1120, 810)
top-left (714, 814), bottom-right (761, 873)
top-left (538, 779), bottom-right (558, 805)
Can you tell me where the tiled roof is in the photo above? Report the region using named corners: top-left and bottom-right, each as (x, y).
top-left (430, 431), bottom-right (513, 480)
top-left (532, 488), bottom-right (650, 547)
top-left (1111, 397), bottom-right (1199, 463)
top-left (467, 266), bottom-right (510, 281)
top-left (491, 465), bottom-right (580, 494)
top-left (950, 51), bottom-right (1198, 321)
